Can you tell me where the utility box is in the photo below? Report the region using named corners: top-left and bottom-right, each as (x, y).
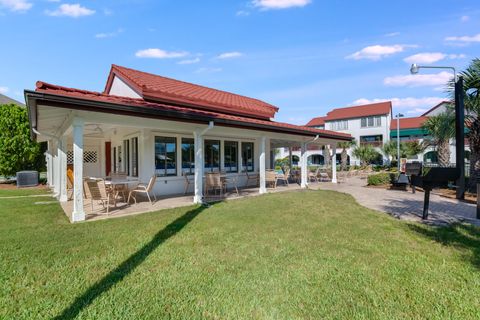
top-left (16, 171), bottom-right (39, 188)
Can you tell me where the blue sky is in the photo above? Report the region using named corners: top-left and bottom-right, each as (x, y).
top-left (1, 0), bottom-right (479, 124)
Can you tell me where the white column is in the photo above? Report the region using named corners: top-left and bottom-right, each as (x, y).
top-left (72, 118), bottom-right (85, 222)
top-left (46, 140), bottom-right (53, 188)
top-left (301, 142), bottom-right (307, 188)
top-left (193, 129), bottom-right (204, 204)
top-left (259, 136), bottom-right (267, 194)
top-left (59, 135), bottom-right (68, 202)
top-left (53, 141), bottom-right (60, 197)
top-left (331, 144), bottom-right (337, 184)
top-left (288, 147), bottom-right (293, 168)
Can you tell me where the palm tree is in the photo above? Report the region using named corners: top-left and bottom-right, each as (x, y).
top-left (382, 140), bottom-right (401, 163)
top-left (337, 140), bottom-right (356, 171)
top-left (403, 140), bottom-right (426, 158)
top-left (352, 144), bottom-right (381, 167)
top-left (422, 110), bottom-right (455, 166)
top-left (448, 58), bottom-right (480, 191)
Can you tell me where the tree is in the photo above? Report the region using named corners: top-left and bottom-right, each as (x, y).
top-left (352, 144), bottom-right (381, 167)
top-left (448, 58), bottom-right (480, 191)
top-left (403, 140), bottom-right (426, 158)
top-left (422, 110), bottom-right (455, 166)
top-left (337, 140), bottom-right (356, 171)
top-left (382, 140), bottom-right (404, 162)
top-left (0, 104), bottom-right (41, 178)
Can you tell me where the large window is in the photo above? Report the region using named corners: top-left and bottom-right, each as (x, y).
top-left (360, 135), bottom-right (383, 147)
top-left (155, 136), bottom-right (177, 176)
top-left (123, 139), bottom-right (130, 175)
top-left (242, 142), bottom-right (254, 172)
top-left (361, 116), bottom-right (381, 128)
top-left (224, 141), bottom-right (238, 173)
top-left (181, 138), bottom-right (195, 174)
top-left (205, 140), bottom-right (220, 172)
top-left (131, 137), bottom-right (138, 177)
top-left (330, 120), bottom-right (348, 131)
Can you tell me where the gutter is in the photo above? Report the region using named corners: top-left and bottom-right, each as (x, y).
top-left (24, 90), bottom-right (352, 141)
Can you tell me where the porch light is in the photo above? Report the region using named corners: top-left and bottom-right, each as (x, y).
top-left (409, 64), bottom-right (457, 81)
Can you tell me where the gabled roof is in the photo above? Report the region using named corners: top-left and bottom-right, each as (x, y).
top-left (305, 116), bottom-right (326, 127)
top-left (324, 101), bottom-right (392, 121)
top-left (104, 65), bottom-right (278, 120)
top-left (390, 116), bottom-right (428, 130)
top-left (0, 93), bottom-right (25, 107)
top-left (421, 100), bottom-right (452, 116)
top-left (305, 101), bottom-right (392, 125)
top-left (31, 81), bottom-right (352, 141)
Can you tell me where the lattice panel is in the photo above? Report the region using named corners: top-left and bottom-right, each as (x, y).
top-left (84, 151), bottom-right (98, 163)
top-left (67, 150), bottom-right (98, 164)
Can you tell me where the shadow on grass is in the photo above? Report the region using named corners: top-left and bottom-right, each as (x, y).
top-left (407, 223), bottom-right (480, 270)
top-left (54, 205), bottom-right (207, 320)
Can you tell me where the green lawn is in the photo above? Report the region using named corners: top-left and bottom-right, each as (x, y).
top-left (1, 188), bottom-right (479, 319)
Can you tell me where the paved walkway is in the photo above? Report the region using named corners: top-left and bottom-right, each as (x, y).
top-left (318, 176), bottom-right (479, 226)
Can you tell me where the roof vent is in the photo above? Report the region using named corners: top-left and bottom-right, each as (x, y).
top-left (16, 171), bottom-right (39, 188)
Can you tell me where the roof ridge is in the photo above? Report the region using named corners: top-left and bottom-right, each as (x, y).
top-left (111, 64), bottom-right (278, 111)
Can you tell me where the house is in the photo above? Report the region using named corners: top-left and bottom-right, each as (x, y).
top-left (281, 101), bottom-right (392, 166)
top-left (25, 64), bottom-right (352, 222)
top-left (0, 93), bottom-right (25, 107)
top-left (390, 102), bottom-right (470, 164)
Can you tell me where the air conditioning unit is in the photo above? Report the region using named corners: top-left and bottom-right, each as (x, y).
top-left (16, 171), bottom-right (39, 188)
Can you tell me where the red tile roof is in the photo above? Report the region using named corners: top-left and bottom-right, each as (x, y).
top-left (324, 101), bottom-right (392, 121)
top-left (390, 116), bottom-right (428, 130)
top-left (305, 116), bottom-right (326, 127)
top-left (104, 65), bottom-right (278, 120)
top-left (34, 81), bottom-right (351, 140)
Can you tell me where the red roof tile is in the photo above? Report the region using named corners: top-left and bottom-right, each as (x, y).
top-left (324, 101), bottom-right (392, 121)
top-left (390, 116), bottom-right (428, 130)
top-left (104, 65), bottom-right (278, 120)
top-left (305, 116), bottom-right (326, 127)
top-left (34, 81), bottom-right (351, 140)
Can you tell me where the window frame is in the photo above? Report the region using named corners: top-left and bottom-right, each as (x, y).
top-left (204, 139), bottom-right (221, 172)
top-left (131, 137), bottom-right (138, 177)
top-left (154, 136), bottom-right (177, 177)
top-left (241, 142), bottom-right (254, 172)
top-left (224, 141), bottom-right (238, 173)
top-left (181, 138), bottom-right (195, 175)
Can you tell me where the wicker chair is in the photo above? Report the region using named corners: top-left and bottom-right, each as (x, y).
top-left (266, 170), bottom-right (278, 189)
top-left (205, 172), bottom-right (223, 197)
top-left (183, 172), bottom-right (193, 195)
top-left (276, 167), bottom-right (290, 186)
top-left (244, 169), bottom-right (259, 187)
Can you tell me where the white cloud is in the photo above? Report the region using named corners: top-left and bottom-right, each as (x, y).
top-left (0, 86), bottom-right (9, 94)
top-left (252, 0), bottom-right (311, 10)
top-left (195, 67), bottom-right (222, 73)
top-left (385, 32), bottom-right (400, 37)
top-left (236, 10), bottom-right (250, 16)
top-left (177, 57), bottom-right (200, 65)
top-left (346, 44), bottom-right (414, 61)
top-left (461, 15), bottom-right (470, 22)
top-left (0, 0), bottom-right (32, 12)
top-left (95, 28), bottom-right (124, 39)
top-left (384, 71), bottom-right (453, 87)
top-left (46, 3), bottom-right (95, 17)
top-left (135, 48), bottom-right (189, 59)
top-left (406, 108), bottom-right (428, 115)
top-left (217, 51), bottom-right (243, 59)
top-left (353, 97), bottom-right (445, 109)
top-left (445, 33), bottom-right (480, 43)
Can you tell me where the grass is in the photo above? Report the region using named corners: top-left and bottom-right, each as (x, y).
top-left (1, 188), bottom-right (479, 319)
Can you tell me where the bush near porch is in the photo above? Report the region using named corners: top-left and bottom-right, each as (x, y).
top-left (1, 189), bottom-right (479, 319)
top-left (367, 172), bottom-right (398, 186)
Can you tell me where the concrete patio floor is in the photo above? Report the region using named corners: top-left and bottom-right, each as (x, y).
top-left (61, 181), bottom-right (323, 222)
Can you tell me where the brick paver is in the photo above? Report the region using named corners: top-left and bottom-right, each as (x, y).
top-left (317, 176), bottom-right (479, 226)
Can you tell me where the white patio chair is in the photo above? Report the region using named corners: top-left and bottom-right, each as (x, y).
top-left (127, 175), bottom-right (157, 205)
top-left (276, 167), bottom-right (290, 186)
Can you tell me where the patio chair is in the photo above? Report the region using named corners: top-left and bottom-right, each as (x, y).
top-left (111, 171), bottom-right (128, 201)
top-left (127, 175), bottom-right (157, 205)
top-left (319, 171), bottom-right (330, 182)
top-left (276, 167), bottom-right (290, 186)
top-left (183, 172), bottom-right (193, 195)
top-left (308, 167), bottom-right (321, 183)
top-left (85, 178), bottom-right (115, 215)
top-left (205, 172), bottom-right (223, 197)
top-left (244, 169), bottom-right (259, 187)
top-left (266, 170), bottom-right (278, 189)
top-left (67, 169), bottom-right (74, 200)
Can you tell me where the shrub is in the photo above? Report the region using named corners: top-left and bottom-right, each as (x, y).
top-left (367, 172), bottom-right (397, 186)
